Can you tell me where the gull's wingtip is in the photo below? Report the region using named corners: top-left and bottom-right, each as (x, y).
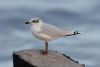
top-left (74, 31), bottom-right (81, 35)
top-left (64, 31), bottom-right (81, 36)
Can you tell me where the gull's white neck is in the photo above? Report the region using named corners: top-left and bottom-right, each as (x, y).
top-left (31, 21), bottom-right (43, 33)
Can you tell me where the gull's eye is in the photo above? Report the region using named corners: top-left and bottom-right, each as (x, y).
top-left (32, 20), bottom-right (35, 22)
top-left (32, 20), bottom-right (39, 23)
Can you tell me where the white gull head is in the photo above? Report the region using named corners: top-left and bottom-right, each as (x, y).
top-left (25, 17), bottom-right (43, 27)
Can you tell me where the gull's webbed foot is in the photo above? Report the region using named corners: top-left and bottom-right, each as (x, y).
top-left (40, 50), bottom-right (48, 55)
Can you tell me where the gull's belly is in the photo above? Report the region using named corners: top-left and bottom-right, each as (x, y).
top-left (33, 33), bottom-right (53, 41)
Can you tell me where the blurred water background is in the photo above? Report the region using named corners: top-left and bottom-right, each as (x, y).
top-left (0, 0), bottom-right (100, 67)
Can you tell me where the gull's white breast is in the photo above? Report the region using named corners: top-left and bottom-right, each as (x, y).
top-left (31, 25), bottom-right (53, 41)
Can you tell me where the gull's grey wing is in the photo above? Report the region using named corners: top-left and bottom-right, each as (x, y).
top-left (41, 23), bottom-right (74, 38)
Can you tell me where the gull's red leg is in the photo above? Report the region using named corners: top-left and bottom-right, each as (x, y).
top-left (40, 41), bottom-right (48, 55)
top-left (45, 41), bottom-right (48, 54)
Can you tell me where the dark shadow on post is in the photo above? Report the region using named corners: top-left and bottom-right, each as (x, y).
top-left (13, 54), bottom-right (37, 67)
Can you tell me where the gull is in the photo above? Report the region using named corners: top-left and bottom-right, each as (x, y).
top-left (25, 18), bottom-right (80, 55)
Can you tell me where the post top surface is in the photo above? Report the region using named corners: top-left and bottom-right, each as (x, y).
top-left (13, 49), bottom-right (84, 67)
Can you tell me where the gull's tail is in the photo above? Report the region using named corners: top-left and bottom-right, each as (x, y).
top-left (65, 31), bottom-right (80, 36)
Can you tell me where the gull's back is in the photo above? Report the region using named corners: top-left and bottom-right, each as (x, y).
top-left (41, 23), bottom-right (71, 38)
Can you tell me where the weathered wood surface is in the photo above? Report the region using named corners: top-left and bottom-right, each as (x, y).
top-left (13, 49), bottom-right (85, 67)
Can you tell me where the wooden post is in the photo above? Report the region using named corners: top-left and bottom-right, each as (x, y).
top-left (13, 49), bottom-right (85, 67)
